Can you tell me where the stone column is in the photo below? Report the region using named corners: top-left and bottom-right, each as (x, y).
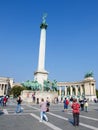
top-left (64, 86), bottom-right (66, 96)
top-left (75, 86), bottom-right (78, 96)
top-left (34, 14), bottom-right (48, 88)
top-left (2, 84), bottom-right (5, 95)
top-left (59, 87), bottom-right (62, 96)
top-left (70, 86), bottom-right (72, 96)
top-left (38, 24), bottom-right (47, 71)
top-left (80, 85), bottom-right (83, 96)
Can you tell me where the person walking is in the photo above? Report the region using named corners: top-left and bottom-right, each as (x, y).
top-left (71, 98), bottom-right (80, 127)
top-left (84, 101), bottom-right (88, 112)
top-left (3, 96), bottom-right (7, 106)
top-left (80, 99), bottom-right (84, 111)
top-left (63, 98), bottom-right (69, 111)
top-left (15, 96), bottom-right (22, 113)
top-left (46, 97), bottom-right (50, 112)
top-left (39, 98), bottom-right (48, 122)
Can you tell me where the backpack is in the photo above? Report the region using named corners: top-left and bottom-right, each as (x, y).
top-left (65, 100), bottom-right (69, 105)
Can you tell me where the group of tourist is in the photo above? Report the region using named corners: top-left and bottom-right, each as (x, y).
top-left (0, 95), bottom-right (8, 107)
top-left (63, 97), bottom-right (89, 127)
top-left (38, 96), bottom-right (89, 126)
top-left (15, 95), bottom-right (90, 127)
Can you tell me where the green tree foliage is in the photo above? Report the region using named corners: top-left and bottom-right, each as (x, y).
top-left (96, 89), bottom-right (98, 98)
top-left (10, 86), bottom-right (25, 98)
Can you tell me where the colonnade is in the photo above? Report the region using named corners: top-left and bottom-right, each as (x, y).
top-left (57, 77), bottom-right (96, 100)
top-left (58, 85), bottom-right (85, 98)
top-left (0, 77), bottom-right (13, 96)
top-left (0, 84), bottom-right (8, 96)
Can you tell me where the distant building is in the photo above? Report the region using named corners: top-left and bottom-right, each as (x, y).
top-left (0, 77), bottom-right (13, 96)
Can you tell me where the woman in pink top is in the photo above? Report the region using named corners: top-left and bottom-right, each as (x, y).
top-left (39, 98), bottom-right (48, 122)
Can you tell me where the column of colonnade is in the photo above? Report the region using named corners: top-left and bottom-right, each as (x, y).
top-left (0, 83), bottom-right (8, 95)
top-left (70, 86), bottom-right (72, 96)
top-left (58, 84), bottom-right (84, 98)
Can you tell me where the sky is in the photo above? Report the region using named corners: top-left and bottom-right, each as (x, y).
top-left (0, 0), bottom-right (98, 88)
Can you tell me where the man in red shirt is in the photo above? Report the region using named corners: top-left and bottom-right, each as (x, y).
top-left (71, 98), bottom-right (80, 127)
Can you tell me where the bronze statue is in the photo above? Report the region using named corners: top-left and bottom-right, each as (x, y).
top-left (42, 13), bottom-right (47, 24)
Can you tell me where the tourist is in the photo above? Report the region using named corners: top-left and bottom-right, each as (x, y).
top-left (46, 97), bottom-right (50, 111)
top-left (32, 92), bottom-right (36, 103)
top-left (3, 96), bottom-right (7, 106)
top-left (79, 99), bottom-right (84, 111)
top-left (84, 101), bottom-right (88, 112)
top-left (15, 95), bottom-right (22, 113)
top-left (39, 98), bottom-right (48, 122)
top-left (63, 98), bottom-right (69, 111)
top-left (71, 98), bottom-right (80, 127)
top-left (70, 97), bottom-right (73, 106)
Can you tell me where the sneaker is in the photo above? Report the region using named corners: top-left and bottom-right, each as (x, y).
top-left (46, 118), bottom-right (48, 122)
top-left (39, 120), bottom-right (43, 122)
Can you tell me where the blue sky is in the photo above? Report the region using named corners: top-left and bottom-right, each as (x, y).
top-left (0, 0), bottom-right (98, 88)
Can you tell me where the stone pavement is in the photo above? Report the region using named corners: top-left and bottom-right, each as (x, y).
top-left (0, 99), bottom-right (98, 130)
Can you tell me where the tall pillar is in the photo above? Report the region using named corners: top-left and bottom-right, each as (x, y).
top-left (70, 86), bottom-right (72, 96)
top-left (80, 85), bottom-right (83, 96)
top-left (34, 14), bottom-right (48, 90)
top-left (64, 86), bottom-right (67, 96)
top-left (75, 86), bottom-right (78, 96)
top-left (59, 87), bottom-right (61, 96)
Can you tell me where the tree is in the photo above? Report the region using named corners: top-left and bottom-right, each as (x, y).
top-left (10, 86), bottom-right (25, 98)
top-left (96, 89), bottom-right (98, 98)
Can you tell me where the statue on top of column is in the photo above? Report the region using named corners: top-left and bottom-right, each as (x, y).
top-left (42, 13), bottom-right (47, 24)
top-left (84, 71), bottom-right (94, 78)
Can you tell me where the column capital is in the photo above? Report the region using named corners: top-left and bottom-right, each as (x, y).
top-left (40, 23), bottom-right (48, 29)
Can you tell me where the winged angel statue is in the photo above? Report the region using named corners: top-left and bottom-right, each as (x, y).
top-left (42, 13), bottom-right (47, 23)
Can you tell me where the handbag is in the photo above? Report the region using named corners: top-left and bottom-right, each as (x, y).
top-left (46, 107), bottom-right (49, 112)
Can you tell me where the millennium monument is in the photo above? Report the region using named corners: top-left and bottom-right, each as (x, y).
top-left (0, 14), bottom-right (96, 102)
top-left (34, 14), bottom-right (48, 90)
top-left (21, 14), bottom-right (96, 102)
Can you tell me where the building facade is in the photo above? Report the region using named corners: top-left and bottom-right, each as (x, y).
top-left (0, 77), bottom-right (13, 96)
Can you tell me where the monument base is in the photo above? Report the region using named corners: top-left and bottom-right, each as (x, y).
top-left (21, 90), bottom-right (58, 103)
top-left (85, 95), bottom-right (96, 101)
top-left (34, 70), bottom-right (49, 90)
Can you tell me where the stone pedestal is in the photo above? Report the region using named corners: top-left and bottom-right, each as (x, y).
top-left (34, 70), bottom-right (48, 91)
top-left (21, 90), bottom-right (58, 103)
